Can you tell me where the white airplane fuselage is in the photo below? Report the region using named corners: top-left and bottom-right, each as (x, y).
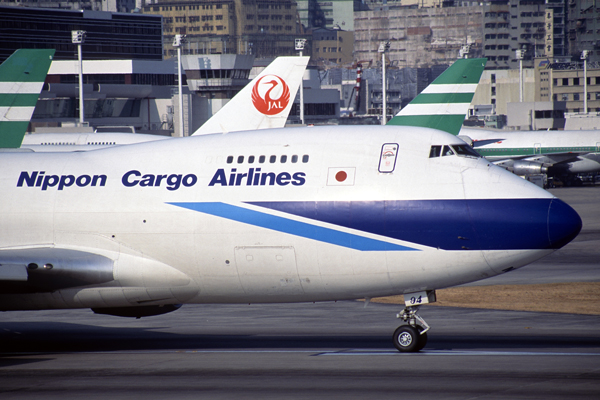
top-left (19, 132), bottom-right (169, 152)
top-left (462, 128), bottom-right (600, 174)
top-left (0, 126), bottom-right (582, 311)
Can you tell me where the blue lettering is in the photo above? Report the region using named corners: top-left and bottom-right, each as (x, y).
top-left (235, 172), bottom-right (248, 186)
top-left (166, 174), bottom-right (183, 191)
top-left (140, 174), bottom-right (155, 187)
top-left (121, 170), bottom-right (195, 190)
top-left (228, 168), bottom-right (237, 186)
top-left (292, 172), bottom-right (306, 186)
top-left (76, 175), bottom-right (91, 187)
top-left (35, 171), bottom-right (45, 187)
top-left (91, 175), bottom-right (107, 187)
top-left (209, 168), bottom-right (306, 187)
top-left (253, 168), bottom-right (261, 185)
top-left (260, 172), bottom-right (276, 186)
top-left (42, 175), bottom-right (59, 190)
top-left (183, 174), bottom-right (197, 187)
top-left (58, 175), bottom-right (75, 190)
top-left (17, 171), bottom-right (37, 187)
top-left (276, 172), bottom-right (291, 186)
top-left (209, 169), bottom-right (228, 186)
top-left (17, 171), bottom-right (106, 190)
top-left (155, 174), bottom-right (167, 186)
top-left (123, 170), bottom-right (141, 187)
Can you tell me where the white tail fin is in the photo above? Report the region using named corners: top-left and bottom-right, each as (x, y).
top-left (192, 56), bottom-right (309, 136)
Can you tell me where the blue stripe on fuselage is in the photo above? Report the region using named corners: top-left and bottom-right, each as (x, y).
top-left (169, 198), bottom-right (581, 251)
top-left (247, 199), bottom-right (570, 251)
top-left (168, 202), bottom-right (418, 251)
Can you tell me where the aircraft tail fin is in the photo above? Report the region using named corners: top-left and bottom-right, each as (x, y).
top-left (0, 49), bottom-right (55, 148)
top-left (192, 56), bottom-right (309, 136)
top-left (387, 58), bottom-right (486, 135)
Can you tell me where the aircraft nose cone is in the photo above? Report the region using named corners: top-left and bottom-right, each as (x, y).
top-left (547, 198), bottom-right (582, 249)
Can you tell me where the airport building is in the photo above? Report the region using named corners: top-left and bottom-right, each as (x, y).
top-left (288, 67), bottom-right (341, 124)
top-left (0, 5), bottom-right (163, 62)
top-left (33, 58), bottom-right (182, 135)
top-left (470, 58), bottom-right (600, 131)
top-left (0, 0), bottom-right (136, 12)
top-left (31, 53), bottom-right (341, 136)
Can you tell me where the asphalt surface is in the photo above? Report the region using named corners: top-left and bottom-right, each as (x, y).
top-left (1, 186), bottom-right (599, 399)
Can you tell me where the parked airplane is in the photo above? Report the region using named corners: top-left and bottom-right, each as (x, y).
top-left (0, 49), bottom-right (55, 149)
top-left (0, 53), bottom-right (308, 151)
top-left (386, 59), bottom-right (600, 186)
top-left (0, 57), bottom-right (583, 353)
top-left (459, 128), bottom-right (600, 185)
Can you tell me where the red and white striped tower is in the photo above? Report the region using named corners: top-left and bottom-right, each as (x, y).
top-left (355, 63), bottom-right (362, 114)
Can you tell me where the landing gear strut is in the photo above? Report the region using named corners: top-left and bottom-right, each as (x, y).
top-left (392, 290), bottom-right (435, 353)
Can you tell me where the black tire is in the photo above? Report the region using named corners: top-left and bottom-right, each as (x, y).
top-left (392, 325), bottom-right (420, 352)
top-left (415, 328), bottom-right (428, 351)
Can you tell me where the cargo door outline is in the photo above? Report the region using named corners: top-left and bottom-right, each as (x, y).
top-left (234, 246), bottom-right (303, 295)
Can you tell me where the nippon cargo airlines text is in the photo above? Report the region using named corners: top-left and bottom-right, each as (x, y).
top-left (16, 168), bottom-right (307, 191)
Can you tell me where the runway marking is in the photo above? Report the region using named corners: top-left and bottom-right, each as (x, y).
top-left (315, 350), bottom-right (600, 356)
top-left (3, 349), bottom-right (600, 357)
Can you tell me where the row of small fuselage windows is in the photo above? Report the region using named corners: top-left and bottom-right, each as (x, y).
top-left (227, 154), bottom-right (310, 164)
top-left (40, 142), bottom-right (116, 146)
top-left (429, 144), bottom-right (481, 158)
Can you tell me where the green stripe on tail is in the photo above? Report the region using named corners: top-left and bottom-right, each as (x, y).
top-left (387, 58), bottom-right (486, 135)
top-left (0, 49), bottom-right (55, 148)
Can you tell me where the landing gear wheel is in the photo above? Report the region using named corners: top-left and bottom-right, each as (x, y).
top-left (394, 302), bottom-right (433, 352)
top-left (393, 325), bottom-right (421, 352)
top-left (415, 326), bottom-right (428, 351)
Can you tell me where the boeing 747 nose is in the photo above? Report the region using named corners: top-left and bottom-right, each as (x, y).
top-left (547, 198), bottom-right (582, 249)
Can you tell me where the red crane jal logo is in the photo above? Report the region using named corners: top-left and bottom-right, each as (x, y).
top-left (251, 74), bottom-right (290, 115)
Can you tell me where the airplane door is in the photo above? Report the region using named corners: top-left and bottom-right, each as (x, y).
top-left (76, 135), bottom-right (89, 145)
top-left (534, 143), bottom-right (542, 155)
top-left (234, 246), bottom-right (303, 295)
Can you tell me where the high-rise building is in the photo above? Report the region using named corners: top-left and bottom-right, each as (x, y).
top-left (546, 0), bottom-right (568, 59)
top-left (566, 0), bottom-right (600, 62)
top-left (354, 5), bottom-right (483, 68)
top-left (312, 27), bottom-right (354, 65)
top-left (482, 0), bottom-right (570, 70)
top-left (142, 0), bottom-right (303, 58)
top-left (297, 0), bottom-right (354, 30)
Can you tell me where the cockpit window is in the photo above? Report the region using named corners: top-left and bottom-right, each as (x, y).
top-left (430, 144), bottom-right (480, 158)
top-left (451, 144), bottom-right (481, 158)
top-left (429, 145), bottom-right (441, 158)
top-left (442, 145), bottom-right (454, 157)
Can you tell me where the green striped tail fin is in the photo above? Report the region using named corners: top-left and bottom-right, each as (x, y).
top-left (387, 58), bottom-right (486, 135)
top-left (0, 49), bottom-right (55, 148)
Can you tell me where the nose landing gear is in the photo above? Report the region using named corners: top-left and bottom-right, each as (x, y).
top-left (392, 290), bottom-right (435, 353)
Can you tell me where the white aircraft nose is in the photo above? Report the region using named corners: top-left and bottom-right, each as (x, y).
top-left (547, 198), bottom-right (582, 249)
